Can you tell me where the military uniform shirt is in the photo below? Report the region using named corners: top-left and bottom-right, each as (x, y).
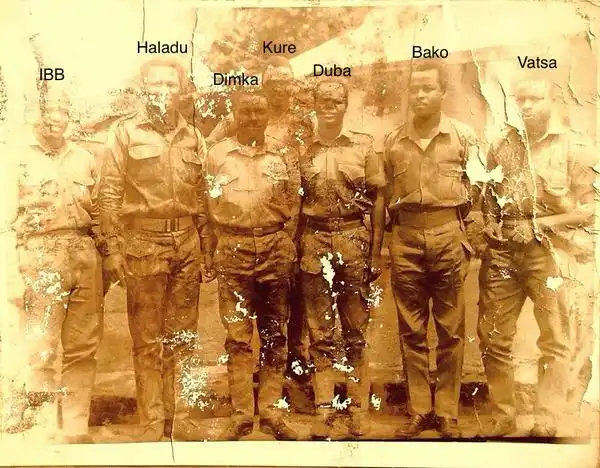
top-left (383, 114), bottom-right (478, 211)
top-left (205, 136), bottom-right (301, 229)
top-left (14, 130), bottom-right (98, 238)
top-left (99, 110), bottom-right (207, 253)
top-left (300, 128), bottom-right (385, 218)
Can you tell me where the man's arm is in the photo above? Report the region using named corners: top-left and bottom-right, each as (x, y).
top-left (98, 124), bottom-right (127, 256)
top-left (283, 147), bottom-right (301, 239)
top-left (365, 136), bottom-right (387, 281)
top-left (206, 113), bottom-right (236, 147)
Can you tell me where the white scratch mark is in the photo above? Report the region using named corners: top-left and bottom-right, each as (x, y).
top-left (546, 276), bottom-right (564, 291)
top-left (370, 393), bottom-right (382, 411)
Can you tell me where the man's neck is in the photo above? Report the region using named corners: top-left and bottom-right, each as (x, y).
top-left (317, 122), bottom-right (343, 143)
top-left (237, 132), bottom-right (265, 147)
top-left (524, 122), bottom-right (549, 145)
top-left (146, 105), bottom-right (179, 132)
top-left (412, 112), bottom-right (441, 138)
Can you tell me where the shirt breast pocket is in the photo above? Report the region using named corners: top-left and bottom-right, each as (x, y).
top-left (438, 162), bottom-right (465, 198)
top-left (128, 145), bottom-right (162, 183)
top-left (338, 162), bottom-right (365, 189)
top-left (179, 148), bottom-right (203, 185)
top-left (261, 157), bottom-right (290, 199)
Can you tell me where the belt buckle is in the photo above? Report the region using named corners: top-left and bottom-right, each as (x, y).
top-left (167, 218), bottom-right (179, 232)
top-left (253, 226), bottom-right (264, 236)
top-left (327, 218), bottom-right (340, 231)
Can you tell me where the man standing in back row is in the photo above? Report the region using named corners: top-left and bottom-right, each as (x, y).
top-left (383, 60), bottom-right (478, 439)
top-left (478, 75), bottom-right (597, 438)
top-left (99, 57), bottom-right (210, 442)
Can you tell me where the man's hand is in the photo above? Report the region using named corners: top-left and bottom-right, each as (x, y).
top-left (104, 253), bottom-right (131, 285)
top-left (366, 254), bottom-right (385, 284)
top-left (203, 252), bottom-right (216, 283)
top-left (482, 222), bottom-right (506, 243)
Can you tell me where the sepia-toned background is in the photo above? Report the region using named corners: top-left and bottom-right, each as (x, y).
top-left (0, 0), bottom-right (599, 465)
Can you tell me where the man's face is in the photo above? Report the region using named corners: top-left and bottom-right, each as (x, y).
top-left (515, 81), bottom-right (552, 129)
top-left (408, 69), bottom-right (445, 118)
top-left (264, 66), bottom-right (293, 109)
top-left (39, 105), bottom-right (69, 142)
top-left (314, 83), bottom-right (347, 127)
top-left (143, 65), bottom-right (182, 113)
top-left (235, 94), bottom-right (269, 137)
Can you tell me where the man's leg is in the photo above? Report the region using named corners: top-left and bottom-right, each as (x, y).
top-left (217, 272), bottom-right (255, 434)
top-left (524, 243), bottom-right (570, 435)
top-left (19, 246), bottom-right (67, 439)
top-left (478, 244), bottom-right (526, 435)
top-left (162, 228), bottom-right (202, 437)
top-left (426, 223), bottom-right (469, 430)
top-left (126, 271), bottom-right (168, 438)
top-left (389, 225), bottom-right (431, 421)
top-left (60, 236), bottom-right (103, 441)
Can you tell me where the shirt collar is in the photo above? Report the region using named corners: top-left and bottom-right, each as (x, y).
top-left (134, 108), bottom-right (190, 135)
top-left (401, 113), bottom-right (452, 142)
top-left (224, 136), bottom-right (282, 157)
top-left (312, 127), bottom-right (353, 145)
top-left (506, 115), bottom-right (567, 144)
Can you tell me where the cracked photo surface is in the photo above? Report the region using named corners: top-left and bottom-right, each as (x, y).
top-left (0, 0), bottom-right (599, 466)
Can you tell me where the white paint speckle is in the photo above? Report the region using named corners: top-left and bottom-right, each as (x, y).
top-left (371, 393), bottom-right (382, 411)
top-left (546, 276), bottom-right (564, 291)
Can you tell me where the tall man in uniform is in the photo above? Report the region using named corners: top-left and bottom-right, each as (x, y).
top-left (204, 89), bottom-right (301, 440)
top-left (478, 76), bottom-right (597, 437)
top-left (298, 80), bottom-right (386, 439)
top-left (99, 57), bottom-right (210, 442)
top-left (10, 92), bottom-right (104, 443)
top-left (382, 61), bottom-right (478, 439)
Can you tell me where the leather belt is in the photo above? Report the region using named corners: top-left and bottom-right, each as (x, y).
top-left (394, 207), bottom-right (458, 228)
top-left (129, 216), bottom-right (195, 233)
top-left (305, 214), bottom-right (364, 232)
top-left (501, 217), bottom-right (534, 226)
top-left (219, 223), bottom-right (284, 237)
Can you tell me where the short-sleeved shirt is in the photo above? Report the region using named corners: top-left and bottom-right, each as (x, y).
top-left (485, 121), bottom-right (597, 248)
top-left (205, 136), bottom-right (301, 229)
top-left (299, 128), bottom-right (385, 218)
top-left (98, 110), bottom-right (207, 251)
top-left (486, 122), bottom-right (596, 217)
top-left (383, 114), bottom-right (478, 211)
top-left (14, 130), bottom-right (98, 238)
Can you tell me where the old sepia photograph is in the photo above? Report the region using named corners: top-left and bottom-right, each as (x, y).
top-left (0, 0), bottom-right (598, 466)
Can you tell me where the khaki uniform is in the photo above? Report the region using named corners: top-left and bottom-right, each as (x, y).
top-left (14, 131), bottom-right (103, 436)
top-left (383, 115), bottom-right (477, 419)
top-left (98, 111), bottom-right (207, 431)
top-left (206, 136), bottom-right (300, 420)
top-left (478, 122), bottom-right (596, 427)
top-left (299, 128), bottom-right (385, 412)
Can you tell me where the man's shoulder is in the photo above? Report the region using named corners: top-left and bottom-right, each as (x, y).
top-left (445, 117), bottom-right (477, 141)
top-left (207, 137), bottom-right (238, 157)
top-left (345, 129), bottom-right (375, 147)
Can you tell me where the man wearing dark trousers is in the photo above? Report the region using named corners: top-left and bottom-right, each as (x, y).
top-left (299, 80), bottom-right (386, 439)
top-left (383, 60), bottom-right (478, 439)
top-left (99, 57), bottom-right (210, 442)
top-left (204, 89), bottom-right (301, 440)
top-left (478, 76), bottom-right (597, 438)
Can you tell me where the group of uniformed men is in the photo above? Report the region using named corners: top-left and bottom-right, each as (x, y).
top-left (4, 54), bottom-right (596, 443)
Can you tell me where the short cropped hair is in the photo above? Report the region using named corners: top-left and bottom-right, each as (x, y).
top-left (313, 79), bottom-right (349, 103)
top-left (411, 60), bottom-right (449, 91)
top-left (140, 57), bottom-right (187, 87)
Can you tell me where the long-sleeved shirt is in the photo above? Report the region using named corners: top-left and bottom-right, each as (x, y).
top-left (299, 128), bottom-right (386, 218)
top-left (205, 136), bottom-right (301, 229)
top-left (98, 110), bottom-right (208, 254)
top-left (13, 130), bottom-right (98, 240)
top-left (383, 114), bottom-right (479, 211)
